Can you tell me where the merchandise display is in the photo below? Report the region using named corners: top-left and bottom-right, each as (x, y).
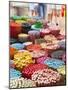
top-left (10, 38), bottom-right (17, 44)
top-left (56, 34), bottom-right (65, 40)
top-left (10, 77), bottom-right (36, 88)
top-left (36, 56), bottom-right (50, 64)
top-left (31, 21), bottom-right (43, 30)
top-left (57, 65), bottom-right (66, 75)
top-left (48, 25), bottom-right (60, 36)
top-left (40, 42), bottom-right (59, 53)
top-left (30, 50), bottom-right (48, 58)
top-left (26, 44), bottom-right (42, 51)
top-left (10, 60), bottom-right (15, 68)
top-left (51, 49), bottom-right (65, 59)
top-left (18, 33), bottom-right (29, 42)
top-left (22, 42), bottom-right (32, 47)
top-left (15, 20), bottom-right (27, 24)
top-left (32, 69), bottom-right (62, 86)
top-left (62, 53), bottom-right (66, 62)
top-left (10, 22), bottom-right (22, 38)
top-left (44, 58), bottom-right (65, 69)
top-left (44, 34), bottom-right (58, 43)
top-left (9, 2), bottom-right (66, 88)
top-left (11, 16), bottom-right (22, 20)
top-left (22, 64), bottom-right (48, 78)
top-left (28, 30), bottom-right (40, 39)
top-left (10, 43), bottom-right (24, 50)
top-left (21, 23), bottom-right (31, 33)
top-left (13, 51), bottom-right (35, 70)
top-left (10, 68), bottom-right (21, 79)
top-left (40, 28), bottom-right (50, 37)
top-left (58, 39), bottom-right (66, 49)
top-left (10, 47), bottom-right (18, 59)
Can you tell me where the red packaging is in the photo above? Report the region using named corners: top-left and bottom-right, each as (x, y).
top-left (22, 64), bottom-right (48, 78)
top-left (26, 44), bottom-right (42, 51)
top-left (56, 34), bottom-right (65, 40)
top-left (10, 22), bottom-right (22, 38)
top-left (49, 26), bottom-right (60, 36)
top-left (40, 28), bottom-right (50, 37)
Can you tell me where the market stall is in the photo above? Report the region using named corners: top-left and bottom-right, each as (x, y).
top-left (9, 2), bottom-right (66, 88)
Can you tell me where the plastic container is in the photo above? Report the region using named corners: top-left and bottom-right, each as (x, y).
top-left (10, 22), bottom-right (22, 38)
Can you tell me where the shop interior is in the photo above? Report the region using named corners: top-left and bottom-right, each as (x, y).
top-left (9, 2), bottom-right (66, 89)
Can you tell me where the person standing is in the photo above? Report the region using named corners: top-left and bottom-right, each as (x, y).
top-left (37, 3), bottom-right (47, 19)
top-left (29, 3), bottom-right (38, 16)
